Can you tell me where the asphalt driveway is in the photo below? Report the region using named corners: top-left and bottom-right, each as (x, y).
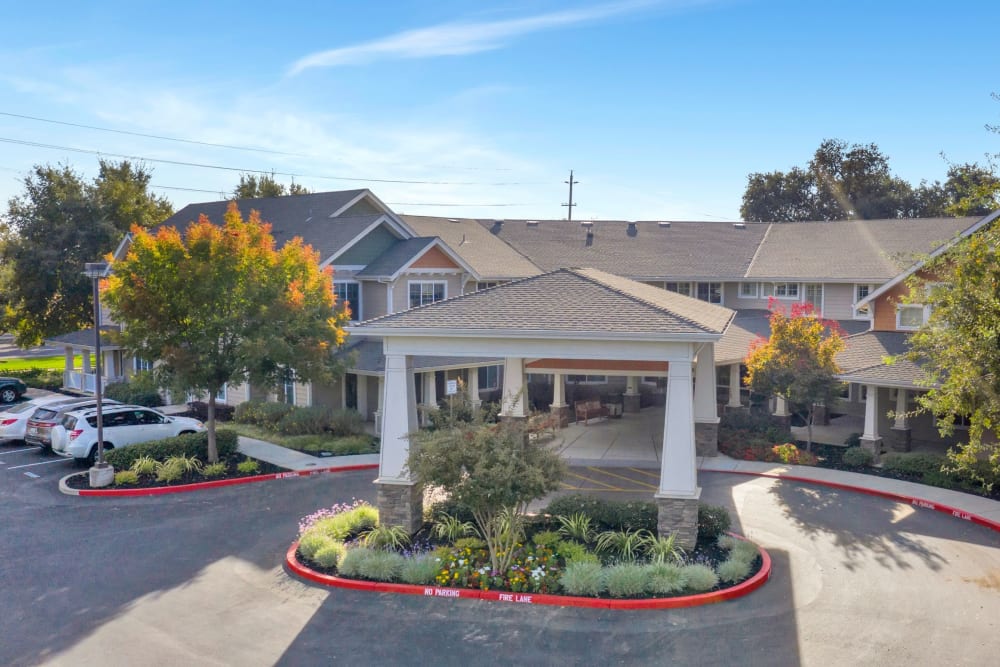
top-left (0, 458), bottom-right (997, 666)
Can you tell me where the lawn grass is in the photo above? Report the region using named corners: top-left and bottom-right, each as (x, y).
top-left (223, 422), bottom-right (378, 455)
top-left (0, 355), bottom-right (81, 371)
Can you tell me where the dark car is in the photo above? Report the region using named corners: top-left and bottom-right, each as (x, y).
top-left (0, 377), bottom-right (28, 404)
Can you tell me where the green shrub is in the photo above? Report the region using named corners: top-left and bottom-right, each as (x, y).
top-left (114, 470), bottom-right (139, 486)
top-left (235, 401), bottom-right (294, 429)
top-left (555, 540), bottom-right (589, 563)
top-left (728, 539), bottom-right (759, 564)
top-left (329, 409), bottom-right (365, 436)
top-left (433, 514), bottom-right (477, 542)
top-left (645, 562), bottom-right (687, 595)
top-left (681, 564), bottom-right (719, 592)
top-left (842, 446), bottom-right (874, 467)
top-left (882, 453), bottom-right (947, 478)
top-left (545, 495), bottom-right (656, 532)
top-left (531, 530), bottom-right (561, 548)
top-left (556, 513), bottom-right (595, 543)
top-left (236, 459), bottom-right (260, 475)
top-left (844, 432), bottom-right (862, 448)
top-left (646, 533), bottom-right (686, 564)
top-left (162, 454), bottom-right (202, 474)
top-left (299, 533), bottom-right (336, 561)
top-left (324, 435), bottom-right (378, 455)
top-left (104, 371), bottom-right (164, 407)
top-left (559, 561), bottom-right (606, 596)
top-left (361, 525), bottom-right (411, 551)
top-left (400, 554), bottom-right (441, 585)
top-left (104, 429), bottom-right (238, 469)
top-left (595, 529), bottom-right (652, 563)
top-left (337, 547), bottom-right (374, 578)
top-left (358, 550), bottom-right (405, 582)
top-left (716, 534), bottom-right (738, 551)
top-left (697, 503), bottom-right (732, 542)
top-left (201, 462), bottom-right (227, 478)
top-left (130, 455), bottom-right (158, 476)
top-left (716, 557), bottom-right (752, 583)
top-left (8, 368), bottom-right (63, 391)
top-left (234, 400), bottom-right (266, 425)
top-left (277, 405), bottom-right (333, 435)
top-left (428, 497), bottom-right (477, 525)
top-left (155, 461), bottom-right (184, 483)
top-left (314, 542), bottom-right (348, 569)
top-left (453, 537), bottom-right (486, 551)
top-left (605, 564), bottom-right (648, 598)
top-left (309, 505), bottom-right (378, 541)
top-left (186, 401), bottom-right (235, 423)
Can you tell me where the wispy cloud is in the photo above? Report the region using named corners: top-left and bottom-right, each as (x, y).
top-left (288, 0), bottom-right (667, 75)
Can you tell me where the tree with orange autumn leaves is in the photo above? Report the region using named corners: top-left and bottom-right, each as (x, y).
top-left (744, 299), bottom-right (844, 450)
top-left (103, 202), bottom-right (349, 462)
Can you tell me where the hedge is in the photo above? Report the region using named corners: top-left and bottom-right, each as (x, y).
top-left (105, 429), bottom-right (239, 468)
top-left (544, 494), bottom-right (658, 532)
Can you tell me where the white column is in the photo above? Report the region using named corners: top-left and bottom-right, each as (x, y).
top-left (357, 374), bottom-right (369, 420)
top-left (728, 363), bottom-right (742, 408)
top-left (657, 360), bottom-right (699, 498)
top-left (624, 375), bottom-right (640, 397)
top-left (64, 347), bottom-right (74, 373)
top-left (551, 372), bottom-right (567, 407)
top-left (82, 351), bottom-right (92, 373)
top-left (893, 388), bottom-right (909, 429)
top-left (862, 384), bottom-right (880, 441)
top-left (694, 344), bottom-right (717, 423)
top-left (377, 354), bottom-right (418, 483)
top-left (501, 357), bottom-right (527, 417)
top-left (467, 367), bottom-right (481, 408)
top-left (421, 372), bottom-right (438, 426)
top-left (374, 375), bottom-right (384, 436)
top-left (773, 395), bottom-right (790, 417)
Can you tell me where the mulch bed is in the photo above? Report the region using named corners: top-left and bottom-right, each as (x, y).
top-left (63, 455), bottom-right (282, 491)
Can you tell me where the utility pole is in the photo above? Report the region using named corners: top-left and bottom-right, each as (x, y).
top-left (562, 170), bottom-right (578, 221)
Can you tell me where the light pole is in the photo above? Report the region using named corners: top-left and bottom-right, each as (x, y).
top-left (83, 261), bottom-right (113, 487)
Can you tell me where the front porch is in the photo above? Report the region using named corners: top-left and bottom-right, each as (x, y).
top-left (44, 326), bottom-right (126, 396)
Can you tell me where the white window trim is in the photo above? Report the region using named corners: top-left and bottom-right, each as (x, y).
top-left (407, 280), bottom-right (448, 309)
top-left (762, 282), bottom-right (800, 300)
top-left (567, 374), bottom-right (608, 384)
top-left (215, 384), bottom-right (228, 403)
top-left (853, 284), bottom-right (873, 320)
top-left (896, 304), bottom-right (929, 331)
top-left (665, 282), bottom-right (692, 297)
top-left (133, 357), bottom-right (153, 372)
top-left (739, 282), bottom-right (759, 298)
top-left (334, 280), bottom-right (362, 322)
top-left (803, 283), bottom-right (823, 314)
top-left (478, 365), bottom-right (500, 391)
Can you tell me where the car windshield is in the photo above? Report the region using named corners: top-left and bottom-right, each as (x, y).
top-left (5, 402), bottom-right (41, 415)
top-left (31, 408), bottom-right (60, 420)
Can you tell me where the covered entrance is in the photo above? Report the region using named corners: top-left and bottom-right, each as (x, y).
top-left (353, 268), bottom-right (735, 547)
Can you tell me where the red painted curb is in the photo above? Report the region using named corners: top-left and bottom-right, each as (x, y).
top-left (707, 470), bottom-right (1000, 533)
top-left (284, 534), bottom-right (772, 610)
top-left (75, 463), bottom-right (379, 497)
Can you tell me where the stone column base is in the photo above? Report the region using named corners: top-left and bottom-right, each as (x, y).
top-left (724, 403), bottom-right (746, 414)
top-left (550, 405), bottom-right (571, 428)
top-left (376, 481), bottom-right (424, 534)
top-left (622, 393), bottom-right (641, 413)
top-left (860, 437), bottom-right (883, 457)
top-left (771, 414), bottom-right (791, 428)
top-left (889, 427), bottom-right (911, 452)
top-left (655, 493), bottom-right (701, 550)
top-left (694, 421), bottom-right (719, 457)
top-left (812, 404), bottom-right (830, 426)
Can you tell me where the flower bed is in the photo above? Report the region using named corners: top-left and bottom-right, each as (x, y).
top-left (290, 497), bottom-right (767, 602)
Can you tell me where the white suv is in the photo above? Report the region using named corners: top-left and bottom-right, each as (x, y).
top-left (55, 405), bottom-right (205, 464)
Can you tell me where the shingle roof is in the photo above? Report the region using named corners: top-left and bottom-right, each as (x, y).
top-left (835, 331), bottom-right (927, 387)
top-left (45, 325), bottom-right (122, 350)
top-left (355, 268), bottom-right (734, 337)
top-left (340, 339), bottom-right (501, 374)
top-left (477, 219), bottom-right (767, 279)
top-left (155, 190), bottom-right (389, 260)
top-left (402, 215), bottom-right (541, 279)
top-left (713, 311), bottom-right (869, 365)
top-left (746, 217), bottom-right (976, 281)
top-left (354, 238), bottom-right (438, 279)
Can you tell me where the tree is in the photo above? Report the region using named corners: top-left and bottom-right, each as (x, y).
top-left (103, 202), bottom-right (348, 462)
top-left (0, 161), bottom-right (173, 345)
top-left (233, 172), bottom-right (310, 199)
top-left (903, 226), bottom-right (1000, 484)
top-left (741, 139), bottom-right (958, 222)
top-left (942, 163), bottom-right (1000, 217)
top-left (744, 300), bottom-right (845, 450)
top-left (408, 419), bottom-right (566, 572)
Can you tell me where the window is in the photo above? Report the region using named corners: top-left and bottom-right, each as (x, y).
top-left (215, 384), bottom-right (227, 403)
top-left (739, 282), bottom-right (759, 298)
top-left (853, 284), bottom-right (872, 319)
top-left (282, 378), bottom-right (295, 405)
top-left (804, 283), bottom-right (823, 314)
top-left (134, 357), bottom-right (153, 372)
top-left (642, 281), bottom-right (666, 289)
top-left (476, 282), bottom-right (502, 291)
top-left (409, 281), bottom-right (446, 308)
top-left (665, 282), bottom-right (691, 296)
top-left (762, 282), bottom-right (799, 299)
top-left (697, 282), bottom-right (722, 304)
top-left (478, 365), bottom-right (500, 390)
top-left (334, 281), bottom-right (361, 321)
top-left (897, 304), bottom-right (928, 330)
top-left (567, 375), bottom-right (607, 384)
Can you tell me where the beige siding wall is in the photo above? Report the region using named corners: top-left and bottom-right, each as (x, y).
top-left (822, 283), bottom-right (856, 320)
top-left (225, 382), bottom-right (251, 406)
top-left (295, 382), bottom-right (311, 407)
top-left (361, 280), bottom-right (388, 318)
top-left (392, 273), bottom-right (464, 311)
top-left (312, 376), bottom-right (344, 410)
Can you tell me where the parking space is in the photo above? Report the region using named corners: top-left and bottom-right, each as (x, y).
top-left (0, 442), bottom-right (76, 481)
top-left (561, 465), bottom-right (661, 493)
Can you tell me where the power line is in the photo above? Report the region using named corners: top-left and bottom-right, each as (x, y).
top-left (148, 184), bottom-right (539, 207)
top-left (0, 136), bottom-right (536, 186)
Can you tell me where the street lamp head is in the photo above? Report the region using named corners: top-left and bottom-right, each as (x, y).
top-left (82, 262), bottom-right (109, 279)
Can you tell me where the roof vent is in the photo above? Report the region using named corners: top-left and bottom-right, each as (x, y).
top-left (526, 220), bottom-right (539, 227)
top-left (658, 221), bottom-right (671, 228)
top-left (733, 222), bottom-right (746, 229)
top-left (580, 220), bottom-right (593, 227)
top-left (490, 220), bottom-right (503, 234)
top-left (627, 222), bottom-right (638, 237)
top-left (447, 218), bottom-right (460, 223)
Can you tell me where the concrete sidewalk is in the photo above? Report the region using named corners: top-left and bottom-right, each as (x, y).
top-left (237, 436), bottom-right (379, 472)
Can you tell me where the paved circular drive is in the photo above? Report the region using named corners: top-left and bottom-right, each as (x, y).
top-left (0, 462), bottom-right (997, 665)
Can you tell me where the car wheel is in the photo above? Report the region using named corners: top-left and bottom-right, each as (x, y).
top-left (87, 442), bottom-right (115, 466)
top-left (178, 430), bottom-right (195, 435)
top-left (0, 388), bottom-right (16, 403)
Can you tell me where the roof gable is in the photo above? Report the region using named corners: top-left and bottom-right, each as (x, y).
top-left (354, 237), bottom-right (476, 280)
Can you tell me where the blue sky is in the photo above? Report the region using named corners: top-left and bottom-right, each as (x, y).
top-left (1, 0), bottom-right (998, 222)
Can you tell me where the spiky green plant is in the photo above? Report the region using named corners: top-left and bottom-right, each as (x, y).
top-left (559, 561), bottom-right (606, 596)
top-left (236, 458), bottom-right (260, 475)
top-left (595, 529), bottom-right (653, 563)
top-left (130, 455), bottom-right (158, 476)
top-left (432, 513), bottom-right (477, 542)
top-left (358, 550), bottom-right (406, 582)
top-left (716, 557), bottom-right (752, 583)
top-left (645, 562), bottom-right (687, 595)
top-left (201, 462), bottom-right (227, 478)
top-left (646, 532), bottom-right (686, 565)
top-left (162, 454), bottom-right (203, 474)
top-left (681, 564), bottom-right (719, 592)
top-left (314, 542), bottom-right (348, 569)
top-left (557, 513), bottom-right (595, 543)
top-left (360, 524), bottom-right (412, 551)
top-left (400, 554), bottom-right (441, 585)
top-left (531, 530), bottom-right (561, 548)
top-left (299, 532), bottom-right (336, 561)
top-left (114, 470), bottom-right (139, 486)
top-left (605, 564), bottom-right (648, 598)
top-left (337, 547), bottom-right (374, 578)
